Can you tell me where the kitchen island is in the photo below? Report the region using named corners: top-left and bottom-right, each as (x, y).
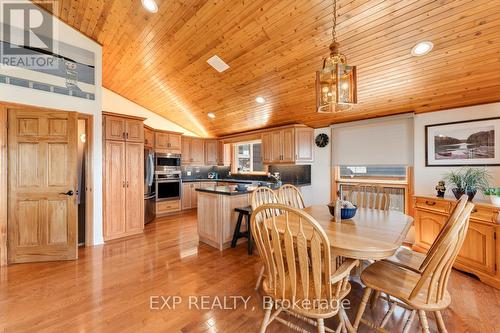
top-left (196, 185), bottom-right (257, 250)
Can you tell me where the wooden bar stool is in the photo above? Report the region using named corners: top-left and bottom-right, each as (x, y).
top-left (231, 206), bottom-right (253, 255)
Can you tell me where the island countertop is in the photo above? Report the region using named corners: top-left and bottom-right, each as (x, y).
top-left (195, 185), bottom-right (259, 196)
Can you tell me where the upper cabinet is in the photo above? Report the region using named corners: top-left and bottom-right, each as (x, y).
top-left (205, 140), bottom-right (218, 165)
top-left (104, 113), bottom-right (144, 143)
top-left (155, 131), bottom-right (182, 154)
top-left (262, 126), bottom-right (314, 164)
top-left (182, 136), bottom-right (205, 165)
top-left (144, 126), bottom-right (155, 148)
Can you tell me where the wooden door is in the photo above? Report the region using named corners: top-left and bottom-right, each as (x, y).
top-left (104, 141), bottom-right (126, 240)
top-left (191, 182), bottom-right (200, 208)
top-left (217, 141), bottom-right (225, 165)
top-left (271, 131), bottom-right (281, 162)
top-left (155, 132), bottom-right (169, 149)
top-left (125, 142), bottom-right (144, 233)
top-left (295, 128), bottom-right (314, 162)
top-left (8, 109), bottom-right (78, 263)
top-left (182, 182), bottom-right (192, 209)
top-left (281, 128), bottom-right (295, 162)
top-left (104, 116), bottom-right (125, 141)
top-left (205, 140), bottom-right (218, 165)
top-left (181, 137), bottom-right (191, 163)
top-left (125, 120), bottom-right (143, 143)
top-left (262, 132), bottom-right (273, 164)
top-left (168, 134), bottom-right (182, 152)
top-left (456, 222), bottom-right (496, 274)
top-left (144, 127), bottom-right (154, 148)
top-left (190, 138), bottom-right (205, 164)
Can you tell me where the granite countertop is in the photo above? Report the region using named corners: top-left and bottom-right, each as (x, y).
top-left (183, 178), bottom-right (311, 187)
top-left (195, 185), bottom-right (259, 196)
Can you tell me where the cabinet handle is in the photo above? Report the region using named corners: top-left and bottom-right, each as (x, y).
top-left (122, 132), bottom-right (126, 139)
top-left (425, 200), bottom-right (436, 206)
top-left (126, 181), bottom-right (129, 188)
top-left (471, 208), bottom-right (478, 213)
top-left (145, 139), bottom-right (148, 144)
top-left (122, 181), bottom-right (126, 188)
top-left (126, 133), bottom-right (129, 139)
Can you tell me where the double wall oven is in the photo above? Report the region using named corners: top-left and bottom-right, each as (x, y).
top-left (155, 153), bottom-right (182, 201)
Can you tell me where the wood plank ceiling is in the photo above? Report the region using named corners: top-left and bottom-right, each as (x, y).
top-left (35, 0), bottom-right (500, 137)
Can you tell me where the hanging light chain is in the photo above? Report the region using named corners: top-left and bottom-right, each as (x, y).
top-left (331, 0), bottom-right (337, 43)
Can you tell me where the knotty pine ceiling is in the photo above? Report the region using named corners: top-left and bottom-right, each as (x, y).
top-left (35, 0), bottom-right (500, 137)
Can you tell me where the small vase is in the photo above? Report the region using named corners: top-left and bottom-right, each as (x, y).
top-left (452, 188), bottom-right (476, 201)
top-left (490, 196), bottom-right (500, 207)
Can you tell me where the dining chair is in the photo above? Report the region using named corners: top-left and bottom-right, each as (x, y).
top-left (251, 186), bottom-right (280, 290)
top-left (347, 184), bottom-right (390, 210)
top-left (384, 194), bottom-right (469, 273)
top-left (251, 203), bottom-right (359, 333)
top-left (278, 184), bottom-right (305, 209)
top-left (353, 202), bottom-right (475, 333)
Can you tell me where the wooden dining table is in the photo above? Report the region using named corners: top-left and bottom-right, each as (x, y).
top-left (271, 205), bottom-right (414, 261)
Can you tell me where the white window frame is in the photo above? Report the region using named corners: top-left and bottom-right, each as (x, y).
top-left (234, 140), bottom-right (263, 174)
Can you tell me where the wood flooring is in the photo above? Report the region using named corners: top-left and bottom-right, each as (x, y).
top-left (0, 210), bottom-right (499, 333)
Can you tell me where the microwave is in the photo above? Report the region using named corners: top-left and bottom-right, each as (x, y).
top-left (155, 153), bottom-right (181, 171)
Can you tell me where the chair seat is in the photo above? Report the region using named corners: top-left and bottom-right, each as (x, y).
top-left (361, 261), bottom-right (451, 311)
top-left (384, 246), bottom-right (426, 273)
top-left (262, 277), bottom-right (350, 318)
top-left (235, 205), bottom-right (252, 215)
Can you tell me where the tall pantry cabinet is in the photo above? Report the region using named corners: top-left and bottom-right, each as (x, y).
top-left (103, 112), bottom-right (145, 241)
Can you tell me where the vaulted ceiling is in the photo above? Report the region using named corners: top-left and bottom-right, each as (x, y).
top-left (35, 0), bottom-right (500, 137)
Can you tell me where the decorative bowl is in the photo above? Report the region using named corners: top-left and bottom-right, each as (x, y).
top-left (235, 184), bottom-right (248, 191)
top-left (327, 204), bottom-right (357, 220)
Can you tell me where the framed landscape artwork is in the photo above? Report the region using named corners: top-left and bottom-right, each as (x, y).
top-left (425, 117), bottom-right (500, 166)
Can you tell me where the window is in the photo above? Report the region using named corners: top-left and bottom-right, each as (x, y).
top-left (234, 141), bottom-right (264, 173)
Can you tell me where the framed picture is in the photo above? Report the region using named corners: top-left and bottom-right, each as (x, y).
top-left (425, 117), bottom-right (500, 166)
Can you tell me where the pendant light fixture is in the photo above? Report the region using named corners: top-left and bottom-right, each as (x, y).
top-left (316, 0), bottom-right (357, 113)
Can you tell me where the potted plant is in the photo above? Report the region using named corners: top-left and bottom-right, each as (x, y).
top-left (483, 187), bottom-right (500, 206)
top-left (443, 167), bottom-right (490, 201)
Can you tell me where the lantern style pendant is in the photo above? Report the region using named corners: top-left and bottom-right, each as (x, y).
top-left (316, 1), bottom-right (357, 113)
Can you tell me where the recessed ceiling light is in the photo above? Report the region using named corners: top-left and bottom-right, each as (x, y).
top-left (207, 55), bottom-right (230, 73)
top-left (207, 112), bottom-right (215, 119)
top-left (255, 96), bottom-right (266, 104)
top-left (141, 0), bottom-right (158, 13)
top-left (411, 41), bottom-right (434, 56)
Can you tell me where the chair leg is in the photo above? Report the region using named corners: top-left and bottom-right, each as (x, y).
top-left (317, 318), bottom-right (325, 333)
top-left (260, 307), bottom-right (272, 333)
top-left (402, 310), bottom-right (416, 333)
top-left (371, 290), bottom-right (381, 309)
top-left (418, 310), bottom-right (430, 333)
top-left (231, 213), bottom-right (243, 248)
top-left (353, 287), bottom-right (372, 330)
top-left (434, 311), bottom-right (448, 333)
top-left (255, 265), bottom-right (265, 290)
top-left (246, 214), bottom-right (253, 255)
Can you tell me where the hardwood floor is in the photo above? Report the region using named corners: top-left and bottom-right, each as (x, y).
top-left (0, 210), bottom-right (499, 333)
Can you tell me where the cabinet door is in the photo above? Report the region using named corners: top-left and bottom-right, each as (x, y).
top-left (155, 133), bottom-right (169, 149)
top-left (125, 142), bottom-right (144, 233)
top-left (191, 182), bottom-right (201, 208)
top-left (295, 128), bottom-right (314, 162)
top-left (281, 128), bottom-right (295, 162)
top-left (205, 140), bottom-right (218, 165)
top-left (168, 134), bottom-right (182, 152)
top-left (104, 141), bottom-right (126, 239)
top-left (181, 137), bottom-right (191, 163)
top-left (125, 120), bottom-right (144, 143)
top-left (105, 116), bottom-right (125, 141)
top-left (271, 131), bottom-right (281, 162)
top-left (262, 132), bottom-right (273, 164)
top-left (456, 222), bottom-right (496, 274)
top-left (144, 127), bottom-right (154, 148)
top-left (190, 138), bottom-right (205, 164)
top-left (182, 182), bottom-right (192, 209)
top-left (414, 210), bottom-right (447, 250)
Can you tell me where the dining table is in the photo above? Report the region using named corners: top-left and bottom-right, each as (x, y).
top-left (270, 205), bottom-right (414, 261)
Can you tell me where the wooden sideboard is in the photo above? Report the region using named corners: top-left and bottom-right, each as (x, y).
top-left (413, 195), bottom-right (500, 289)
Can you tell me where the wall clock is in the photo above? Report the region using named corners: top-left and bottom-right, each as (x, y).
top-left (315, 133), bottom-right (329, 148)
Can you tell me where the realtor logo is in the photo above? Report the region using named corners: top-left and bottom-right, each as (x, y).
top-left (1, 0), bottom-right (59, 69)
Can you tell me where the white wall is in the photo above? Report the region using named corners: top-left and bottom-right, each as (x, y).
top-left (301, 128), bottom-right (332, 206)
top-left (414, 103), bottom-right (500, 198)
top-left (0, 1), bottom-right (104, 244)
top-left (102, 88), bottom-right (196, 136)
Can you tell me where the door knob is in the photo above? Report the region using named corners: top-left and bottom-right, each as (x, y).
top-left (60, 190), bottom-right (74, 196)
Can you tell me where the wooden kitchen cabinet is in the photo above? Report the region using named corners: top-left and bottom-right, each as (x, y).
top-left (144, 126), bottom-right (155, 148)
top-left (181, 136), bottom-right (205, 165)
top-left (182, 181), bottom-right (203, 209)
top-left (261, 125), bottom-right (314, 164)
top-left (103, 113), bottom-right (145, 241)
top-left (205, 140), bottom-right (218, 165)
top-left (155, 131), bottom-right (182, 154)
top-left (413, 195), bottom-right (500, 289)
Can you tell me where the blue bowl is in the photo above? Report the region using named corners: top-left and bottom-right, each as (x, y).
top-left (341, 207), bottom-right (357, 219)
